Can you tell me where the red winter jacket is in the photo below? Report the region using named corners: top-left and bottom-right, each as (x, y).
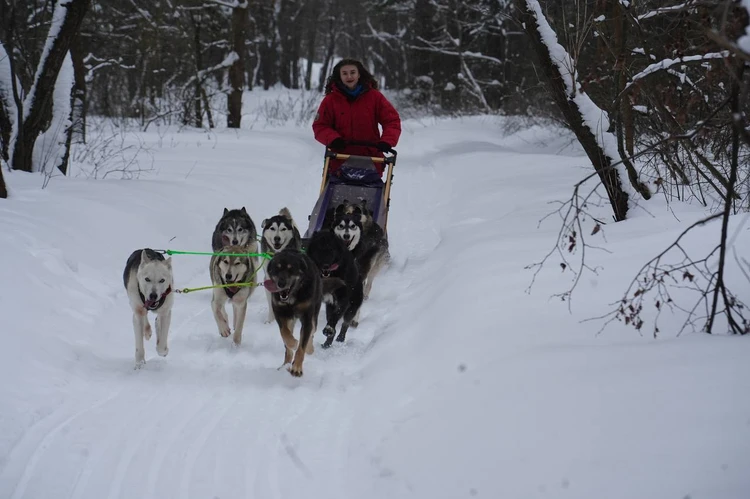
top-left (312, 82), bottom-right (401, 176)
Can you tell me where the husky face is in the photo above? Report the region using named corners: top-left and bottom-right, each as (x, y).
top-left (217, 253), bottom-right (250, 284)
top-left (307, 230), bottom-right (347, 277)
top-left (137, 250), bottom-right (173, 310)
top-left (262, 217), bottom-right (296, 252)
top-left (333, 214), bottom-right (362, 251)
top-left (266, 252), bottom-right (307, 303)
top-left (217, 207), bottom-right (255, 247)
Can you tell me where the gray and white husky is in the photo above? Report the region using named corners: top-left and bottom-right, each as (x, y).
top-left (123, 248), bottom-right (174, 369)
top-left (260, 207), bottom-right (301, 323)
top-left (210, 243), bottom-right (260, 346)
top-left (211, 207), bottom-right (258, 251)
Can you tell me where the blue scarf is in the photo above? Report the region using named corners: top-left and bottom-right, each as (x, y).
top-left (343, 83), bottom-right (364, 98)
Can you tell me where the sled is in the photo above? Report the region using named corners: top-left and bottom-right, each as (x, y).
top-left (302, 141), bottom-right (397, 244)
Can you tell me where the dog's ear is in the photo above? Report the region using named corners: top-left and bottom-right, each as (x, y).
top-left (298, 257), bottom-right (308, 274)
top-left (165, 257), bottom-right (172, 269)
top-left (335, 203), bottom-right (345, 215)
top-left (261, 218), bottom-right (268, 229)
top-left (141, 249), bottom-right (152, 263)
top-left (223, 207), bottom-right (229, 216)
top-left (240, 206), bottom-right (248, 215)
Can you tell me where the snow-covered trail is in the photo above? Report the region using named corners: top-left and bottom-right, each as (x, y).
top-left (2, 116), bottom-right (749, 499)
top-left (0, 119), bottom-right (471, 499)
top-left (0, 123), bottom-right (400, 499)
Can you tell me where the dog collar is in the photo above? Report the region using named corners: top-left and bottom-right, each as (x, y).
top-left (139, 286), bottom-right (172, 311)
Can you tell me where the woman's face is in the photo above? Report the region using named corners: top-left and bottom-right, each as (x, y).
top-left (339, 65), bottom-right (360, 90)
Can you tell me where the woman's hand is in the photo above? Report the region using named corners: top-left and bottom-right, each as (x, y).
top-left (329, 138), bottom-right (346, 151)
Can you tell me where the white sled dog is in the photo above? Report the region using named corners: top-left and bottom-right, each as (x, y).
top-left (260, 207), bottom-right (301, 323)
top-left (123, 248), bottom-right (174, 369)
top-left (210, 243), bottom-right (261, 346)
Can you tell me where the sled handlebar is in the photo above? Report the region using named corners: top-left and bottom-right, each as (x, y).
top-left (325, 152), bottom-right (396, 165)
top-left (325, 140), bottom-right (397, 164)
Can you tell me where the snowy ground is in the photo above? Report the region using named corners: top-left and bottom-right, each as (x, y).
top-left (1, 91), bottom-right (749, 499)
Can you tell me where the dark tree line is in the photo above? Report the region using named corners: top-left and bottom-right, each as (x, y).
top-left (1, 0), bottom-right (749, 221)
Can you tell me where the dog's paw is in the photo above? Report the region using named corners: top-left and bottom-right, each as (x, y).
top-left (306, 341), bottom-right (314, 355)
top-left (134, 359), bottom-right (146, 370)
top-left (288, 365), bottom-right (303, 377)
top-left (335, 333), bottom-right (346, 343)
top-left (143, 323), bottom-right (152, 340)
top-left (322, 336), bottom-right (334, 349)
top-left (323, 325), bottom-right (335, 337)
top-left (156, 345), bottom-right (169, 357)
top-left (350, 320), bottom-right (359, 328)
top-left (219, 326), bottom-right (231, 338)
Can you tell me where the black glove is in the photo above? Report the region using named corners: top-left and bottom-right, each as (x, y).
top-left (375, 141), bottom-right (391, 152)
top-left (329, 138), bottom-right (346, 151)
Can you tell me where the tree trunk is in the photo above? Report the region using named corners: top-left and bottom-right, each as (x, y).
top-left (69, 28), bottom-right (87, 143)
top-left (303, 0), bottom-right (319, 90)
top-left (10, 0), bottom-right (90, 173)
top-left (0, 81), bottom-right (11, 162)
top-left (318, 16), bottom-right (336, 92)
top-left (227, 1), bottom-right (247, 128)
top-left (514, 0), bottom-right (631, 221)
top-left (0, 165), bottom-right (7, 197)
top-left (191, 12), bottom-right (203, 129)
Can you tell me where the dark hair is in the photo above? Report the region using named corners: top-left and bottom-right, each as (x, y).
top-left (324, 58), bottom-right (378, 94)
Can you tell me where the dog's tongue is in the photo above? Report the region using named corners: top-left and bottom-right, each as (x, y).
top-left (145, 299), bottom-right (158, 309)
top-left (263, 279), bottom-right (280, 292)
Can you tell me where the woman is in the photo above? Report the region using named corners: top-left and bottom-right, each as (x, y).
top-left (312, 58), bottom-right (401, 177)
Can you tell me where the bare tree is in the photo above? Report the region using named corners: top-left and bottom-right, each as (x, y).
top-left (10, 0), bottom-right (90, 173)
top-left (513, 0), bottom-right (651, 222)
top-left (0, 42), bottom-right (13, 163)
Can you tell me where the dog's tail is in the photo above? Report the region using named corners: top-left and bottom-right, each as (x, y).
top-left (322, 277), bottom-right (346, 294)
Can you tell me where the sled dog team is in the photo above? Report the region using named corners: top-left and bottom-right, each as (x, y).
top-left (123, 203), bottom-right (389, 376)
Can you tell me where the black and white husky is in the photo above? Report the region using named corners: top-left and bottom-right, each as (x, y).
top-left (123, 248), bottom-right (174, 369)
top-left (260, 207), bottom-right (301, 323)
top-left (306, 230), bottom-right (363, 348)
top-left (211, 207), bottom-right (258, 251)
top-left (209, 243), bottom-right (260, 347)
top-left (332, 200), bottom-right (390, 300)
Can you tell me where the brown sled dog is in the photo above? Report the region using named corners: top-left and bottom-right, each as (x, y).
top-left (264, 250), bottom-right (342, 377)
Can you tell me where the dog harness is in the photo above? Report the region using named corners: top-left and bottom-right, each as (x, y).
top-left (139, 287), bottom-right (172, 311)
top-left (222, 266), bottom-right (252, 298)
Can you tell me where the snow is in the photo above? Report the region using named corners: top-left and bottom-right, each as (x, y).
top-left (637, 2), bottom-right (696, 21)
top-left (625, 52), bottom-right (729, 91)
top-left (1, 89), bottom-right (750, 499)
